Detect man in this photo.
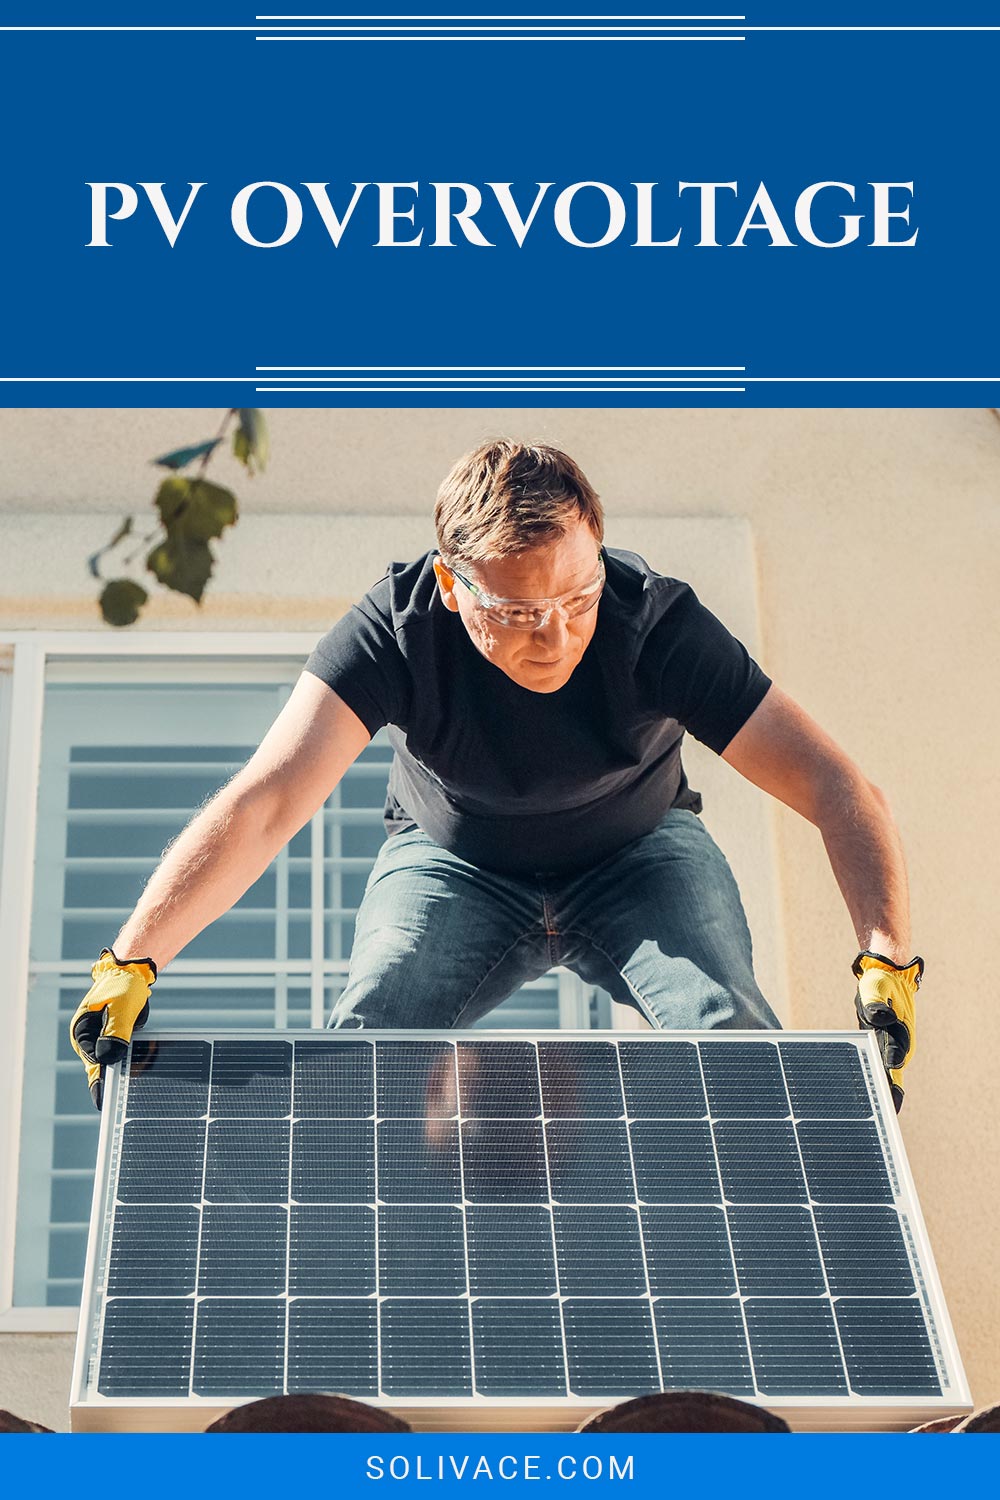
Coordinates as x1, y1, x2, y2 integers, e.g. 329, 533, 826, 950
71, 440, 921, 1110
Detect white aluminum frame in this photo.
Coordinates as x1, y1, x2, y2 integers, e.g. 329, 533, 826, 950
0, 631, 600, 1331
70, 1028, 971, 1434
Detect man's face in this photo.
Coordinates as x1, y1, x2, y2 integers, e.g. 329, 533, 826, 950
433, 517, 604, 694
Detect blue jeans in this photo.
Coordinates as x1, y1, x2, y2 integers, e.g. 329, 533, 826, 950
329, 809, 780, 1033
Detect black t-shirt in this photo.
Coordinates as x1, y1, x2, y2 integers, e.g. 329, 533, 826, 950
303, 546, 771, 878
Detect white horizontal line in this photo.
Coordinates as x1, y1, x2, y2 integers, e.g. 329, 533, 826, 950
0, 376, 272, 382
258, 35, 746, 41
1, 375, 995, 383
255, 385, 747, 393
737, 376, 1000, 382
4, 24, 996, 31
255, 365, 746, 372
253, 24, 746, 30
256, 14, 749, 19
254, 375, 741, 382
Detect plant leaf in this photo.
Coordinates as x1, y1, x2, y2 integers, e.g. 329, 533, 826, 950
151, 439, 222, 470
154, 476, 238, 543
108, 515, 134, 547
146, 536, 214, 603
233, 408, 269, 475
88, 516, 134, 579
99, 579, 148, 628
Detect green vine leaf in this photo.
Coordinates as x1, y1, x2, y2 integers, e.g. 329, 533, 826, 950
87, 516, 134, 579
100, 579, 148, 628
151, 439, 222, 471
154, 475, 239, 541
233, 408, 269, 475
146, 535, 214, 603
93, 409, 263, 626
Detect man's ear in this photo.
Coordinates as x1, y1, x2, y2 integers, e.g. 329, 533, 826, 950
433, 556, 460, 613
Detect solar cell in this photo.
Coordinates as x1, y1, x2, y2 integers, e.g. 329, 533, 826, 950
75, 1031, 968, 1432
619, 1039, 705, 1117
287, 1298, 378, 1395
654, 1298, 755, 1396
701, 1041, 788, 1118
288, 1204, 375, 1296
552, 1205, 647, 1296
471, 1299, 566, 1396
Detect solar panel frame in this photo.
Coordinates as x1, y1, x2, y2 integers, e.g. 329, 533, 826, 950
71, 1029, 971, 1432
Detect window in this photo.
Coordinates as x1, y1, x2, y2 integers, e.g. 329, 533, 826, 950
0, 638, 609, 1327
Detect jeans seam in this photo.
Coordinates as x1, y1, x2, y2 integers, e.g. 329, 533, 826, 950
561, 925, 660, 1026
446, 929, 542, 1029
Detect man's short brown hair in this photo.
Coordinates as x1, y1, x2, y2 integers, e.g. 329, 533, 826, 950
435, 439, 604, 565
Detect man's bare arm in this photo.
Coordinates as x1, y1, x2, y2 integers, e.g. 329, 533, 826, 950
721, 685, 911, 962
113, 674, 372, 970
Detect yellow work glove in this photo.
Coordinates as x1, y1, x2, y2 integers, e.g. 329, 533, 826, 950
852, 950, 923, 1114
69, 947, 157, 1110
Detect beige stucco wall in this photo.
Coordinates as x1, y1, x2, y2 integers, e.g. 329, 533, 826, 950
0, 407, 996, 1427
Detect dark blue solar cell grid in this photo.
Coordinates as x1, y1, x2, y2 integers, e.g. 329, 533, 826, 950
553, 1206, 646, 1296
380, 1299, 473, 1397
293, 1039, 373, 1118
377, 1118, 461, 1202
95, 1034, 944, 1409
466, 1206, 557, 1296
640, 1206, 736, 1296
798, 1120, 894, 1203
209, 1040, 291, 1117
376, 1041, 457, 1117
814, 1206, 914, 1296
106, 1205, 199, 1296
538, 1041, 624, 1118
457, 1041, 541, 1118
727, 1206, 825, 1296
472, 1300, 567, 1395
780, 1042, 873, 1119
546, 1120, 634, 1203
745, 1299, 848, 1396
98, 1298, 194, 1396
198, 1205, 287, 1296
619, 1041, 706, 1118
654, 1299, 754, 1396
289, 1204, 376, 1296
835, 1298, 942, 1396
292, 1119, 375, 1202
631, 1120, 720, 1203
563, 1299, 659, 1396
714, 1121, 808, 1204
379, 1205, 466, 1295
287, 1299, 378, 1396
462, 1120, 548, 1203
117, 1119, 205, 1204
290, 1200, 377, 1296
701, 1042, 789, 1118
205, 1118, 290, 1203
192, 1298, 285, 1397
126, 1040, 210, 1118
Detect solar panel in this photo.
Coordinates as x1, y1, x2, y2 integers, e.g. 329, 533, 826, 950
72, 1031, 970, 1431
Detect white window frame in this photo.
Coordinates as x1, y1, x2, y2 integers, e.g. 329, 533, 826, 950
0, 630, 597, 1332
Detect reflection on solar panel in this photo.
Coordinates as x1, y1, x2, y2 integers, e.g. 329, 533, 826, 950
72, 1032, 970, 1431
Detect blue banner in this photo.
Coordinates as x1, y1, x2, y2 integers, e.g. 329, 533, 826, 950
2, 1432, 997, 1490
1, 3, 998, 403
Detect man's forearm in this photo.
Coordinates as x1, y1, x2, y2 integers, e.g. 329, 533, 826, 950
815, 773, 912, 962
112, 783, 292, 971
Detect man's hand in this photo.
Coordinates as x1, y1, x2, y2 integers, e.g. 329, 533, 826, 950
852, 951, 923, 1113
69, 947, 157, 1110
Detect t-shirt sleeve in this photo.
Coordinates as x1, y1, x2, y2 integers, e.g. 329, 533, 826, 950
654, 585, 772, 753
303, 590, 410, 737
